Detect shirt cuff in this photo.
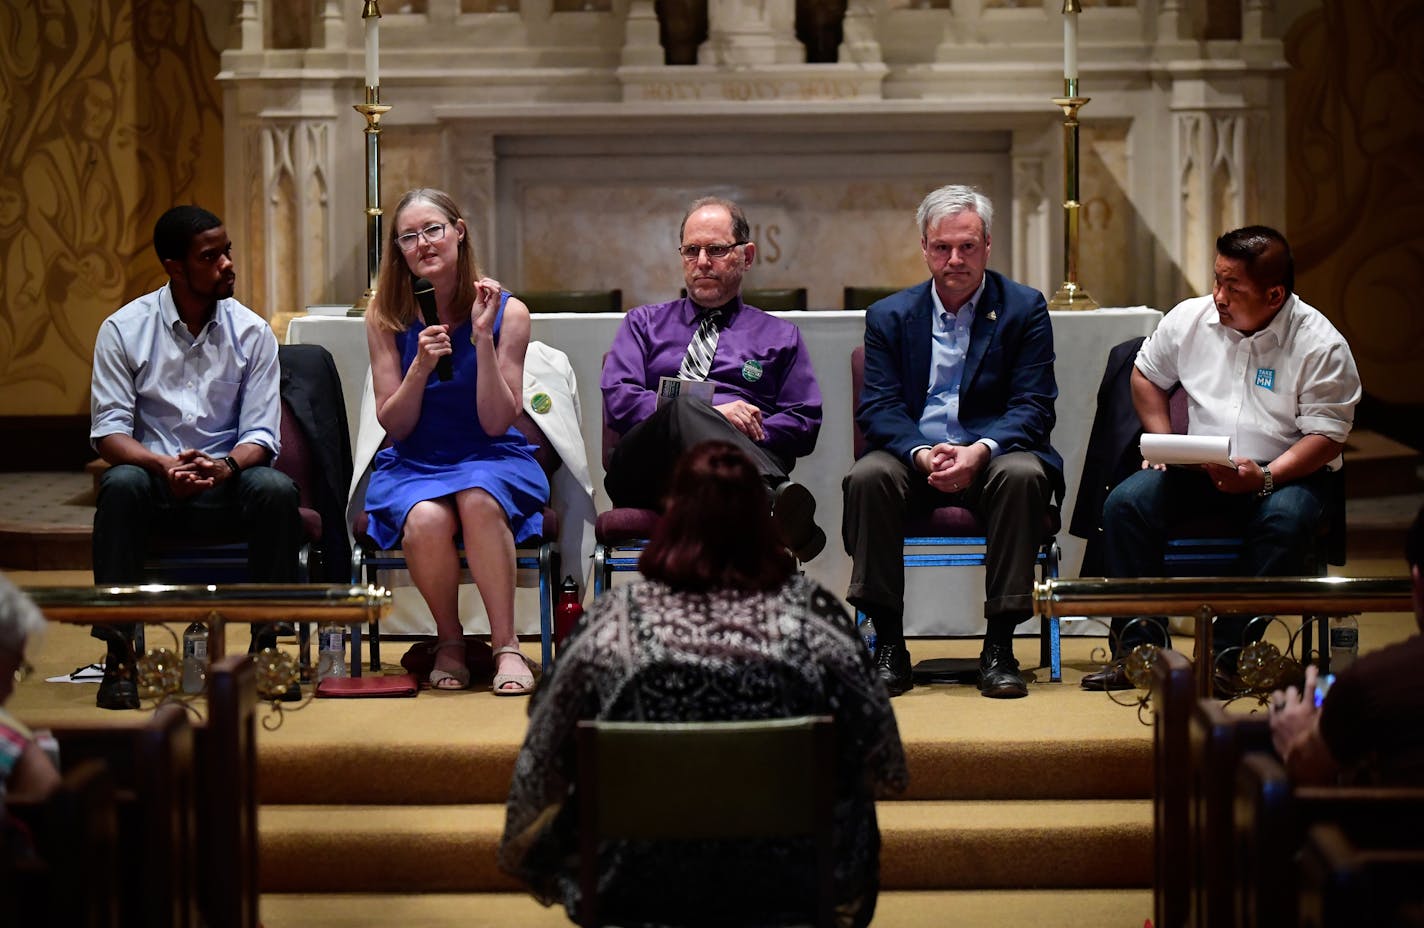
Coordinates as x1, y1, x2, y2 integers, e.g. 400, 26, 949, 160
977, 438, 1001, 458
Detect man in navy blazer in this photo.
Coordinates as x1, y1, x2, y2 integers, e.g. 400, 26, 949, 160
843, 185, 1063, 698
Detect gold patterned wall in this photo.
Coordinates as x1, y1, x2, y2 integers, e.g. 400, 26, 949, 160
0, 0, 224, 416
1285, 0, 1424, 405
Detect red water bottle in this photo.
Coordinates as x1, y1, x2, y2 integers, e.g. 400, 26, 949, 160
555, 575, 584, 650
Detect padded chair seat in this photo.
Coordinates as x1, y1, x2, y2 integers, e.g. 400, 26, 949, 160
907, 505, 1060, 539
594, 508, 661, 546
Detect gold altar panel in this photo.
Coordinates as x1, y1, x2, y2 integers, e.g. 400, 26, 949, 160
0, 0, 224, 416
517, 180, 958, 311
1285, 0, 1424, 405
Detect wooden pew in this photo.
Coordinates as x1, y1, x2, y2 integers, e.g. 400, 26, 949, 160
4, 758, 119, 927
52, 703, 198, 928
1297, 823, 1424, 927
1234, 753, 1424, 928
1187, 699, 1272, 928
195, 654, 260, 928
1152, 647, 1195, 928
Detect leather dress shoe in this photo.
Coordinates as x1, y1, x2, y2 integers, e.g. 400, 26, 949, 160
1080, 664, 1135, 691
978, 644, 1028, 699
96, 650, 139, 711
874, 640, 914, 697
771, 481, 826, 563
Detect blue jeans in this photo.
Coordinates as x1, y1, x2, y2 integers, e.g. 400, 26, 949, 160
1101, 465, 1335, 658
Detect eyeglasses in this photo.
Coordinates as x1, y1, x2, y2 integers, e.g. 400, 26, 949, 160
395, 222, 448, 253
678, 242, 743, 262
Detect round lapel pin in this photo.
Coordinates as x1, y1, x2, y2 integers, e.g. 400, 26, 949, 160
530, 392, 552, 414
741, 359, 763, 383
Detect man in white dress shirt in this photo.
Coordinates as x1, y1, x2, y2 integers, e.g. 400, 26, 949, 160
89, 205, 302, 709
1084, 225, 1362, 690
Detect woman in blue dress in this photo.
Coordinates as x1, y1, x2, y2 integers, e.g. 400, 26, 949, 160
364, 188, 546, 694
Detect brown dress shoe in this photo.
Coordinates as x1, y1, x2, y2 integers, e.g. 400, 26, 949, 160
1080, 664, 1135, 691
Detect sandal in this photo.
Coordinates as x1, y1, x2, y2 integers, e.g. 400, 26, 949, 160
428, 639, 471, 691
491, 644, 537, 697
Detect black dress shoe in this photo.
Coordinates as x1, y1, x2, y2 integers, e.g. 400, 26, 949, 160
771, 481, 826, 562
1081, 664, 1135, 691
96, 653, 140, 711
978, 644, 1028, 699
874, 640, 914, 697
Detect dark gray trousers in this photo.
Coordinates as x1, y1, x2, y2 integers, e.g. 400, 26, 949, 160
841, 449, 1053, 642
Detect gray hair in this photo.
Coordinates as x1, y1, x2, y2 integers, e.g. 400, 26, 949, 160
917, 185, 994, 240
0, 572, 44, 655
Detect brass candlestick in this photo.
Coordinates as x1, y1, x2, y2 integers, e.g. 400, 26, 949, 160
350, 0, 388, 316
1048, 77, 1099, 311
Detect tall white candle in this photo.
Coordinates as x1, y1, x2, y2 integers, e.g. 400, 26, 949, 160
364, 12, 379, 88
1063, 9, 1079, 82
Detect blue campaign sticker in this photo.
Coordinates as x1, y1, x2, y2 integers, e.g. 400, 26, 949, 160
1255, 368, 1275, 391
741, 359, 764, 383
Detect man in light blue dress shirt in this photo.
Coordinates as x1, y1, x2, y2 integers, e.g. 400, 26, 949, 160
844, 186, 1063, 699
88, 206, 301, 709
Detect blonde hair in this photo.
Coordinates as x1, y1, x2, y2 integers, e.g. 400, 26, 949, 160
368, 188, 483, 332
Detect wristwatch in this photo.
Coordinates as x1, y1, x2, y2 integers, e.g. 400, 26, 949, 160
1257, 464, 1274, 497
222, 455, 241, 476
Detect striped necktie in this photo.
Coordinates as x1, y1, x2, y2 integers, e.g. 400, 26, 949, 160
677, 308, 723, 382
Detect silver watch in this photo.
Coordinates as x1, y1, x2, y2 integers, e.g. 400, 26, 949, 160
1257, 464, 1274, 497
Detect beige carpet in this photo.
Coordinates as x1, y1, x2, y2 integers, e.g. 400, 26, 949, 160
6, 564, 1415, 925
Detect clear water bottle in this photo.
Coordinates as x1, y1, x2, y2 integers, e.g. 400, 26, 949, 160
1328, 615, 1359, 674
859, 614, 877, 657
317, 622, 347, 681
181, 621, 208, 694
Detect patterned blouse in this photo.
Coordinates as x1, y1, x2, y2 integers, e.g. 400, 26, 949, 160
499, 574, 908, 928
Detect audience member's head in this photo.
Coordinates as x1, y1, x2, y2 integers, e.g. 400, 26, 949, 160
639, 441, 794, 592
0, 573, 45, 705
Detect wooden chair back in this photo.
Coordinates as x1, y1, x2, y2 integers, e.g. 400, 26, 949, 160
1297, 823, 1424, 928
1187, 699, 1272, 928
195, 654, 261, 928
1151, 647, 1195, 928
4, 758, 119, 928
576, 716, 835, 927
52, 703, 197, 928
1234, 752, 1424, 928
842, 286, 900, 310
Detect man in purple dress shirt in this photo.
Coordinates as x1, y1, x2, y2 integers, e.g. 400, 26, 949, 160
600, 196, 826, 560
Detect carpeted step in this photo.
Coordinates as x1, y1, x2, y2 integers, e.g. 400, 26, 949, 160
258, 798, 1152, 894
258, 888, 1155, 927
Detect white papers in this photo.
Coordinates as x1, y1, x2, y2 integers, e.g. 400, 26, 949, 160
1140, 433, 1234, 467
656, 376, 714, 408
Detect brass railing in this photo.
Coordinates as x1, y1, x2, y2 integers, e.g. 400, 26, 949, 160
26, 583, 390, 666
1034, 576, 1413, 697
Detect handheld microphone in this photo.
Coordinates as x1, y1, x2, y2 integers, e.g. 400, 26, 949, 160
412, 276, 452, 382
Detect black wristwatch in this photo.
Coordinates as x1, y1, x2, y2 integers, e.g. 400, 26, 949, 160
222, 455, 241, 476
1257, 464, 1274, 497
